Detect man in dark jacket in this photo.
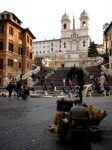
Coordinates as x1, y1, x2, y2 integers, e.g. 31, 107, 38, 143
76, 67, 85, 103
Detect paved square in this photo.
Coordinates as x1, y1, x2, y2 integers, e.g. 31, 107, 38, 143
0, 96, 112, 150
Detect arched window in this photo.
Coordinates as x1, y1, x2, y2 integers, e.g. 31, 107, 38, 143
63, 23, 67, 29
82, 21, 86, 27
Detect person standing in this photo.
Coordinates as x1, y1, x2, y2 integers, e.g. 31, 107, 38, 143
76, 67, 85, 104
63, 78, 66, 87
50, 81, 54, 91
6, 80, 14, 99
15, 79, 22, 99
68, 79, 72, 90
43, 80, 47, 92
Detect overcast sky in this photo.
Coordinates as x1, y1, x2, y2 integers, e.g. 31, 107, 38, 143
1, 0, 112, 44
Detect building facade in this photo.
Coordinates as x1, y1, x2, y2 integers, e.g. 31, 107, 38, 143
104, 21, 112, 69
97, 44, 105, 54
33, 10, 91, 59
0, 11, 35, 84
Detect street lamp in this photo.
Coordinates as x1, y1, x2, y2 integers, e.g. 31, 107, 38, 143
82, 46, 84, 66
21, 47, 24, 78
82, 40, 86, 66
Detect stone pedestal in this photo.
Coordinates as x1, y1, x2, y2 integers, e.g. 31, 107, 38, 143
68, 90, 72, 98
44, 91, 48, 95
27, 77, 33, 88
3, 74, 9, 87
53, 86, 57, 97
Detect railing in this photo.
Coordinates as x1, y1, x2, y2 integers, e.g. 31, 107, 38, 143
16, 66, 40, 80
101, 64, 112, 76
22, 70, 33, 79
96, 57, 104, 66
32, 66, 40, 75
83, 84, 93, 97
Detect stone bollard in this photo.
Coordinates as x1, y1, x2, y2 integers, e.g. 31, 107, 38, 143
60, 91, 63, 95
44, 91, 48, 95
3, 74, 9, 87
53, 86, 57, 97
68, 90, 72, 98
27, 77, 33, 88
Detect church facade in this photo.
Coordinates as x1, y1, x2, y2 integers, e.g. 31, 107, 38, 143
33, 10, 91, 59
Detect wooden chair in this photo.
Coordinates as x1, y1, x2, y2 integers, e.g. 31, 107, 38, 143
69, 117, 89, 145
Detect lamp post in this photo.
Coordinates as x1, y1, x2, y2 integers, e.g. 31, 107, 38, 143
20, 47, 24, 79
83, 46, 84, 66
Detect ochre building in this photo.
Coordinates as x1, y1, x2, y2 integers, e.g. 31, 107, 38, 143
104, 21, 112, 69
0, 11, 35, 85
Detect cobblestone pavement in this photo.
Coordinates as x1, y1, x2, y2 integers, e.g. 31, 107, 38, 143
0, 96, 112, 150
84, 96, 112, 150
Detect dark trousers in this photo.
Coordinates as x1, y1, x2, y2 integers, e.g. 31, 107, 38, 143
8, 90, 13, 98
79, 84, 84, 103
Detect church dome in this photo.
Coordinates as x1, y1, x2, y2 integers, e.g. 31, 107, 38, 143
80, 9, 88, 18
62, 12, 70, 21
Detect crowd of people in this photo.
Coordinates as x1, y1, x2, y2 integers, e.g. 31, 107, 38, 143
4, 65, 110, 144
63, 65, 110, 99
6, 77, 29, 100
93, 72, 110, 96
63, 65, 85, 103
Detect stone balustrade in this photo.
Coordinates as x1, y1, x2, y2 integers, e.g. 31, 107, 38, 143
101, 64, 112, 76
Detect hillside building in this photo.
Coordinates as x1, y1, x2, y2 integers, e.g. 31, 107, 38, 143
33, 10, 91, 59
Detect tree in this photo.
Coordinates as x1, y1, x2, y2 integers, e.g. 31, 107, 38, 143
34, 56, 44, 65
88, 41, 98, 57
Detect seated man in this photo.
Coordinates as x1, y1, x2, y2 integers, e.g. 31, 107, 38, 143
49, 99, 89, 143
69, 101, 90, 144
70, 103, 90, 119
69, 102, 90, 130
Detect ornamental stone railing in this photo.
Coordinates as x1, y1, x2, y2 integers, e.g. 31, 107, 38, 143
101, 64, 112, 77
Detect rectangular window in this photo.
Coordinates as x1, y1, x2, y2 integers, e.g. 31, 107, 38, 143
8, 59, 13, 67
0, 25, 4, 33
27, 63, 29, 69
30, 52, 32, 59
27, 50, 29, 56
0, 41, 3, 50
18, 47, 23, 55
109, 34, 111, 41
27, 36, 29, 43
9, 26, 14, 35
18, 32, 22, 40
110, 48, 112, 56
19, 62, 21, 68
0, 59, 3, 69
1, 15, 4, 20
30, 39, 32, 45
64, 42, 66, 48
8, 42, 14, 52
